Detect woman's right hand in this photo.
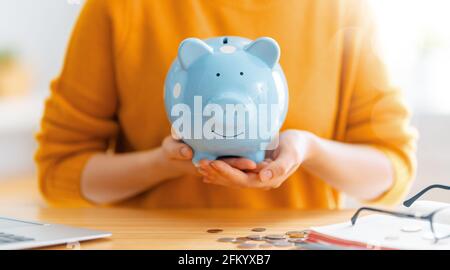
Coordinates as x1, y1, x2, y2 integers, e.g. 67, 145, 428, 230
159, 136, 198, 178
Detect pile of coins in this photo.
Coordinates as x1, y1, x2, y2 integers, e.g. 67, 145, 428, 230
208, 228, 309, 249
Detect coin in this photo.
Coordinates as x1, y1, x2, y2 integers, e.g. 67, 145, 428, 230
286, 230, 303, 235
246, 235, 264, 241
217, 237, 235, 242
251, 227, 267, 232
272, 241, 293, 247
237, 243, 257, 249
288, 238, 306, 244
231, 237, 248, 243
207, 229, 223, 233
265, 234, 286, 240
401, 225, 422, 233
286, 231, 308, 238
258, 243, 273, 249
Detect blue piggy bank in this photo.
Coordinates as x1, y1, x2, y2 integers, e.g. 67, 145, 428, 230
164, 36, 288, 165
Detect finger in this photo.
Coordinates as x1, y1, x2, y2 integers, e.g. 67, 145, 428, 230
197, 167, 210, 177
209, 160, 250, 187
162, 136, 193, 160
243, 172, 270, 188
241, 172, 283, 190
247, 160, 271, 173
220, 157, 257, 170
198, 160, 225, 180
259, 147, 296, 182
210, 160, 248, 180
198, 159, 212, 167
200, 159, 270, 189
203, 163, 271, 189
211, 161, 272, 189
198, 160, 215, 174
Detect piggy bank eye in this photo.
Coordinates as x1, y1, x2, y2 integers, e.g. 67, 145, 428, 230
240, 72, 244, 76
216, 73, 221, 77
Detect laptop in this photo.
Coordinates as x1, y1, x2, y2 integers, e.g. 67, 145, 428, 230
0, 216, 111, 250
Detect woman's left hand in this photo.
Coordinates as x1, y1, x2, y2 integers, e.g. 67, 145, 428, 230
197, 130, 315, 190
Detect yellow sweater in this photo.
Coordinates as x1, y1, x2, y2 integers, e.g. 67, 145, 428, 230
35, 0, 417, 209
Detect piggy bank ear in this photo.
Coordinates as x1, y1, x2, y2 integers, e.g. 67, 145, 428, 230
244, 37, 280, 69
178, 38, 213, 70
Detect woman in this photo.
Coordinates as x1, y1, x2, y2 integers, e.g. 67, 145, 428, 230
35, 0, 417, 208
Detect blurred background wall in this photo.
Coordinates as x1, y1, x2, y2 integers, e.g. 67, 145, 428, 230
0, 0, 448, 204
0, 0, 82, 176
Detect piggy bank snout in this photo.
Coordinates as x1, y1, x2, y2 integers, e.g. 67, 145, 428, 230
206, 93, 256, 130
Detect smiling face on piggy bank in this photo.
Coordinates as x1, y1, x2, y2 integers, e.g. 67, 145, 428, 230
164, 36, 288, 165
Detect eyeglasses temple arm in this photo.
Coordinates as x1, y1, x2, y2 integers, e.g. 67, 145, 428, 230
350, 207, 418, 225
403, 184, 450, 207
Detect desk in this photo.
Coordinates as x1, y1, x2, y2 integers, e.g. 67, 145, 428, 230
0, 177, 353, 250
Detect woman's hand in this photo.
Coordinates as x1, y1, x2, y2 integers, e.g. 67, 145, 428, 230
197, 130, 315, 190
159, 136, 272, 179
159, 136, 198, 178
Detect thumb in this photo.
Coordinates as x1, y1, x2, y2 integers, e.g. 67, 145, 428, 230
259, 148, 294, 182
162, 136, 193, 160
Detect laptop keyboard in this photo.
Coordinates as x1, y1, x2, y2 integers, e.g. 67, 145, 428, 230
0, 232, 34, 244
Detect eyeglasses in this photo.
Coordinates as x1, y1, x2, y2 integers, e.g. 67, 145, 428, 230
351, 184, 450, 243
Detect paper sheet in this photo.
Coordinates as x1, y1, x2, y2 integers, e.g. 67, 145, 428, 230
404, 200, 450, 224
311, 203, 450, 250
